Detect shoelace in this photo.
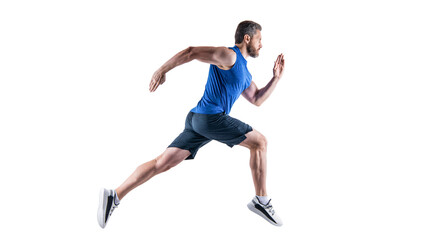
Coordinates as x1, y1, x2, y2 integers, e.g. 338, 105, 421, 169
109, 204, 118, 216
263, 199, 275, 215
109, 192, 119, 217
265, 204, 275, 215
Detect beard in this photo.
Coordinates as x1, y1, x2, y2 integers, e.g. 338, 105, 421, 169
247, 44, 259, 58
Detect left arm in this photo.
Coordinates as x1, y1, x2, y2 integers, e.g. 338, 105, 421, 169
242, 54, 285, 106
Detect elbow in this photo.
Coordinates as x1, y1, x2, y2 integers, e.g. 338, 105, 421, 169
253, 92, 262, 107
254, 99, 262, 107
185, 46, 195, 60
186, 46, 193, 53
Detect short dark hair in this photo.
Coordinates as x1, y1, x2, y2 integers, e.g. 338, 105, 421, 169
234, 20, 262, 44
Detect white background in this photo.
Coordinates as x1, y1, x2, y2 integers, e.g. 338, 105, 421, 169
1, 0, 426, 239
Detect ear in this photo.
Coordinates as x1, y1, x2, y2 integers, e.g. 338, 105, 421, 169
244, 34, 251, 44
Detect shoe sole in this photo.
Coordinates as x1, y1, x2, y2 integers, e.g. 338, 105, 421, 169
97, 188, 108, 228
247, 202, 282, 227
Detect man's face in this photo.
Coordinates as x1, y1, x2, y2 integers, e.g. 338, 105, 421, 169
247, 29, 262, 58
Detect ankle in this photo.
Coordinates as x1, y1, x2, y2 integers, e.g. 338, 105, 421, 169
114, 189, 121, 205
256, 195, 270, 205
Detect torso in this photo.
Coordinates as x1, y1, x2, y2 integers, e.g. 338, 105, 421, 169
191, 46, 252, 115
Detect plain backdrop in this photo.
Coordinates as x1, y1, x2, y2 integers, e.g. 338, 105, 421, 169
1, 0, 426, 239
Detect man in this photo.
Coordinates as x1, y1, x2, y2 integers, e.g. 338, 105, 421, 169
98, 20, 285, 228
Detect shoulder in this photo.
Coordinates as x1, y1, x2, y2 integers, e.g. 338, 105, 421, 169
188, 46, 236, 69
214, 47, 236, 70
214, 47, 236, 61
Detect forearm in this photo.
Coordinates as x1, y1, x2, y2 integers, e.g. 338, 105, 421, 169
254, 77, 279, 106
158, 47, 194, 74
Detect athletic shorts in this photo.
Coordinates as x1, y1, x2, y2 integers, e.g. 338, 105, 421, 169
168, 111, 253, 160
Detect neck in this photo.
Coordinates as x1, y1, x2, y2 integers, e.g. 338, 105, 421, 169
235, 43, 249, 59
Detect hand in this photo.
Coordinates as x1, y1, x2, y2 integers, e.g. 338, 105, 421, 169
149, 70, 166, 92
273, 53, 285, 79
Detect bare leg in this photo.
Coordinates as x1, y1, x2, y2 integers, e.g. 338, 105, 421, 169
239, 129, 268, 196
115, 147, 191, 200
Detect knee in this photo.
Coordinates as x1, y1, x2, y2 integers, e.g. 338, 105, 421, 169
251, 133, 268, 152
154, 155, 169, 173
153, 153, 180, 173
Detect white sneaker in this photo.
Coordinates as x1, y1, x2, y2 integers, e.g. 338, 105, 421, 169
97, 188, 119, 228
247, 196, 283, 226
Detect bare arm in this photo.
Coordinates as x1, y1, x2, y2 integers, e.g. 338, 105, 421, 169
149, 46, 236, 92
242, 54, 285, 106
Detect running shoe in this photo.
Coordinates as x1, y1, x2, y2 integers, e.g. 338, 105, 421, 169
247, 196, 283, 226
97, 188, 119, 228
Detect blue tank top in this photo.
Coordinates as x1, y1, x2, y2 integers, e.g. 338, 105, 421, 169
191, 46, 252, 114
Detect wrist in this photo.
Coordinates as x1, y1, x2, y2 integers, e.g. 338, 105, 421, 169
158, 66, 168, 75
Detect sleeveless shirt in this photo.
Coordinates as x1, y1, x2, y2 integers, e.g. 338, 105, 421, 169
191, 45, 252, 114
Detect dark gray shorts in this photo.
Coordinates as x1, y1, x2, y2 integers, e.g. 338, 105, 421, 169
168, 111, 253, 160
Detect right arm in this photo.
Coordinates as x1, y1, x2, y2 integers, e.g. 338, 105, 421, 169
149, 46, 236, 92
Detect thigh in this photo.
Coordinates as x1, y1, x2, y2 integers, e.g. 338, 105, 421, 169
168, 130, 211, 160
153, 147, 192, 172
157, 147, 191, 166
192, 112, 253, 147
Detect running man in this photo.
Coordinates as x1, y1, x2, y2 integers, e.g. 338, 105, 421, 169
98, 20, 285, 228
